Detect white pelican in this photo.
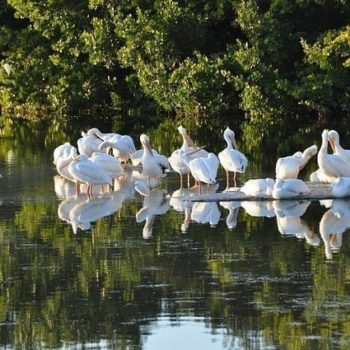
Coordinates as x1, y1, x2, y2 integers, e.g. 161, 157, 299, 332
328, 130, 350, 162
240, 178, 274, 197
178, 125, 208, 158
89, 152, 124, 179
188, 152, 219, 188
86, 127, 118, 141
220, 201, 240, 230
275, 145, 318, 179
272, 179, 310, 199
99, 134, 136, 163
131, 148, 162, 167
331, 177, 350, 198
309, 169, 336, 183
68, 154, 112, 197
53, 142, 76, 164
168, 149, 191, 188
317, 129, 350, 178
218, 127, 248, 188
139, 134, 170, 185
77, 134, 103, 157
55, 147, 78, 182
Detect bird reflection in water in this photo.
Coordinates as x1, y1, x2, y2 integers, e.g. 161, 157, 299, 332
274, 200, 320, 247
319, 200, 350, 259
170, 184, 219, 231
56, 175, 126, 233
219, 201, 240, 230
135, 189, 170, 239
169, 187, 196, 233
240, 201, 275, 218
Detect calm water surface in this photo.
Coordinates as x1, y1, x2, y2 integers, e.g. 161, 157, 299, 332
0, 128, 350, 349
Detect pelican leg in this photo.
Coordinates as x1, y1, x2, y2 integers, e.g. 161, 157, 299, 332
76, 181, 81, 196
180, 174, 183, 188
226, 171, 230, 190
187, 174, 191, 188
233, 172, 237, 187
87, 185, 92, 199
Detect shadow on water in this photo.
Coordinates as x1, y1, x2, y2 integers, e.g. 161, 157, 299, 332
0, 116, 350, 348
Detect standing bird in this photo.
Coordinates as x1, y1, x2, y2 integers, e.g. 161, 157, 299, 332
275, 145, 318, 179
317, 129, 350, 178
187, 152, 219, 190
53, 142, 76, 165
140, 134, 170, 186
55, 147, 78, 183
77, 133, 103, 157
99, 134, 136, 163
169, 125, 208, 187
218, 127, 248, 188
89, 152, 124, 179
68, 154, 112, 197
168, 149, 191, 188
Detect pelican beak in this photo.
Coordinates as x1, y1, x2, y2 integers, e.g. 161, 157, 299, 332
185, 145, 206, 156
232, 136, 238, 149
329, 139, 336, 153
145, 141, 154, 156
93, 132, 104, 141
184, 134, 196, 148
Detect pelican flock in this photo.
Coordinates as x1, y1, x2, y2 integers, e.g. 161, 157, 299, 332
52, 125, 350, 252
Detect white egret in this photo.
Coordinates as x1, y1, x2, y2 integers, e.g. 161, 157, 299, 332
275, 145, 318, 179
218, 127, 248, 188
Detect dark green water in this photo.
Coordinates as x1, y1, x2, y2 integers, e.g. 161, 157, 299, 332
0, 122, 350, 349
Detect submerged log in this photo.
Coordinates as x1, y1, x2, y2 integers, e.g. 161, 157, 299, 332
182, 182, 337, 202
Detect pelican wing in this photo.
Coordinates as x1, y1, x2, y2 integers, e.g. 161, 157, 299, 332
275, 157, 300, 179
219, 149, 247, 173
71, 160, 112, 185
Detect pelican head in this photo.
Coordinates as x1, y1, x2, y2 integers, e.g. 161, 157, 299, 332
178, 126, 187, 136
303, 145, 318, 159
328, 130, 339, 153
140, 134, 150, 145
224, 127, 238, 149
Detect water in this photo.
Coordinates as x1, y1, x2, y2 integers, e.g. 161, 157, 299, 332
0, 125, 350, 349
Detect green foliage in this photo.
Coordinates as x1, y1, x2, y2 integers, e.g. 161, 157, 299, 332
1, 0, 350, 133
